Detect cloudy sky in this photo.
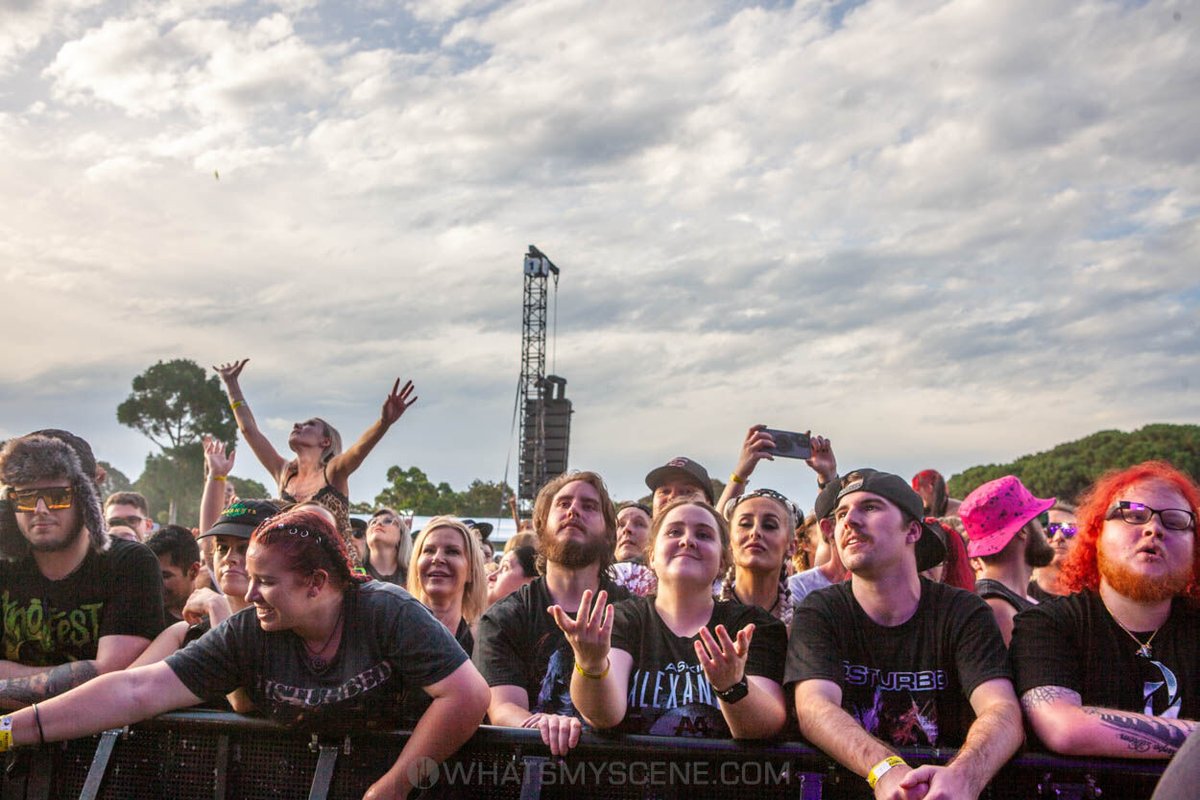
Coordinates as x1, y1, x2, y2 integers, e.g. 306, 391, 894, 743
1, 0, 1197, 515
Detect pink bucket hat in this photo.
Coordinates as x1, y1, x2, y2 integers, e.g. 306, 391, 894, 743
962, 476, 1055, 558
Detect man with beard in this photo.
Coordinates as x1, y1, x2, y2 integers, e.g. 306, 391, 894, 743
473, 471, 630, 755
1012, 461, 1200, 758
960, 476, 1057, 645
0, 434, 164, 708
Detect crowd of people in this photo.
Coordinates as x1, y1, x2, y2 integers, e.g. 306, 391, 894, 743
0, 373, 1197, 799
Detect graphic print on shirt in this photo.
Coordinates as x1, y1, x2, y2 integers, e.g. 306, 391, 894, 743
1, 593, 102, 666
843, 661, 946, 747
1144, 658, 1182, 719
535, 638, 576, 716
627, 660, 727, 738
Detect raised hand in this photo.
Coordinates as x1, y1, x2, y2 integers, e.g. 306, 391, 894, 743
213, 359, 249, 386
695, 623, 753, 694
732, 424, 775, 482
805, 432, 838, 484
548, 589, 613, 675
203, 435, 236, 478
380, 379, 418, 427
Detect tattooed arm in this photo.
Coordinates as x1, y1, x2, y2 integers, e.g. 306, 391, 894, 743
1021, 684, 1197, 759
0, 634, 152, 710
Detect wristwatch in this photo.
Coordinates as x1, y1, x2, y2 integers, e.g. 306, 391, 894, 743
714, 677, 749, 704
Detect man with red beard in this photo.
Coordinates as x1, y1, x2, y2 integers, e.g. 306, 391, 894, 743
1012, 461, 1200, 758
473, 471, 630, 756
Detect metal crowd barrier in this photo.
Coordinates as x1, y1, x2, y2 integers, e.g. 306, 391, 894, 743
0, 711, 1166, 799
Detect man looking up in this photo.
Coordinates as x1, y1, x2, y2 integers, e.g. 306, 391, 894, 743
146, 525, 202, 622
1012, 461, 1200, 759
473, 471, 630, 756
0, 434, 164, 708
960, 476, 1057, 645
787, 470, 1021, 800
645, 457, 714, 516
103, 491, 154, 541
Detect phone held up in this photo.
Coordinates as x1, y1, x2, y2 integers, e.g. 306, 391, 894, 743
763, 429, 812, 460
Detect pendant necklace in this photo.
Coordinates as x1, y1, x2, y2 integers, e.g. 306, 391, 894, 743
302, 606, 344, 672
1107, 609, 1162, 659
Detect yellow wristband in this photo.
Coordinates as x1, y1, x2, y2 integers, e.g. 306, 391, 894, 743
867, 755, 906, 789
574, 658, 610, 680
211, 475, 227, 482
0, 715, 13, 753
729, 473, 746, 485
230, 400, 245, 410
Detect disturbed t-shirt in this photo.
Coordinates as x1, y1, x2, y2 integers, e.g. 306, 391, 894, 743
785, 578, 1010, 748
610, 596, 786, 738
166, 582, 466, 728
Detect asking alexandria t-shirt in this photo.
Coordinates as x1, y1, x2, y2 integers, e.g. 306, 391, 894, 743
0, 537, 165, 666
166, 581, 467, 728
1011, 590, 1200, 721
473, 576, 631, 717
610, 596, 786, 738
785, 578, 1010, 748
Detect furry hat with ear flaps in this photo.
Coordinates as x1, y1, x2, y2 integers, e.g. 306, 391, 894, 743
0, 434, 108, 559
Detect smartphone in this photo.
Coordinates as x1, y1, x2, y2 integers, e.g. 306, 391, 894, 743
763, 428, 812, 460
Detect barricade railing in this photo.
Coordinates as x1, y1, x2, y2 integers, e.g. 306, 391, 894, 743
0, 710, 1166, 800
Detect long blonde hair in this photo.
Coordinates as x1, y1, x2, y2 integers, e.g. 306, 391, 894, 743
407, 516, 488, 624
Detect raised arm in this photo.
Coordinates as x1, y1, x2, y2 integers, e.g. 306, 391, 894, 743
326, 378, 417, 486
696, 624, 786, 739
200, 435, 235, 534
715, 425, 775, 512
213, 359, 288, 481
364, 659, 489, 800
899, 677, 1023, 799
804, 434, 838, 487
550, 589, 630, 731
7, 662, 201, 746
1022, 685, 1197, 758
0, 634, 151, 710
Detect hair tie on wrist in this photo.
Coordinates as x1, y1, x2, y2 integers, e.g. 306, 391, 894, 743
230, 400, 245, 410
729, 473, 746, 485
211, 475, 228, 482
32, 703, 45, 746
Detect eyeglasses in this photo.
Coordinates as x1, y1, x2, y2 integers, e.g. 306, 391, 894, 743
107, 515, 146, 530
8, 486, 74, 512
1106, 501, 1196, 531
1046, 522, 1078, 539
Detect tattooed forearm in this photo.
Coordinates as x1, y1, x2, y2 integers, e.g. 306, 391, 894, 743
1083, 708, 1194, 755
1021, 685, 1081, 711
0, 661, 99, 707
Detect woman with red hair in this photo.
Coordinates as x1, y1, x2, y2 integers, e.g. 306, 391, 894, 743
0, 507, 490, 798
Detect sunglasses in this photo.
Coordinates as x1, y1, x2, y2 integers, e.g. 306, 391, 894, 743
1046, 522, 1078, 539
107, 515, 146, 530
1106, 501, 1196, 532
8, 486, 74, 513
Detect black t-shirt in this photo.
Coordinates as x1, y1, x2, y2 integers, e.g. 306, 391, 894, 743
976, 578, 1036, 614
165, 582, 467, 728
785, 578, 1010, 748
473, 576, 631, 717
0, 538, 165, 666
610, 596, 786, 738
396, 616, 475, 728
1011, 590, 1200, 719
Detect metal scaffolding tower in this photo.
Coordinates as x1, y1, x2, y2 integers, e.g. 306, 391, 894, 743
518, 245, 562, 508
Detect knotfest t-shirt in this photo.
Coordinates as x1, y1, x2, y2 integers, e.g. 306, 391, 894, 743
473, 576, 631, 717
166, 582, 467, 728
0, 537, 165, 666
785, 578, 1010, 748
610, 596, 786, 738
1011, 590, 1200, 722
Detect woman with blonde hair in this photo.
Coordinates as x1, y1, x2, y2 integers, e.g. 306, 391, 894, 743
214, 358, 416, 563
407, 516, 488, 654
363, 507, 412, 587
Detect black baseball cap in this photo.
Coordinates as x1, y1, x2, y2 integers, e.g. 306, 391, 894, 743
833, 469, 947, 572
644, 457, 715, 504
198, 499, 281, 540
460, 519, 494, 540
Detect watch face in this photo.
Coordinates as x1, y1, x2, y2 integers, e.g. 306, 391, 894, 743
716, 677, 749, 703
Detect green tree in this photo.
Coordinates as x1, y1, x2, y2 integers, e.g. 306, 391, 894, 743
231, 476, 270, 501
135, 444, 206, 526
117, 359, 236, 449
457, 479, 515, 517
97, 461, 133, 497
947, 424, 1200, 504
373, 466, 458, 515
